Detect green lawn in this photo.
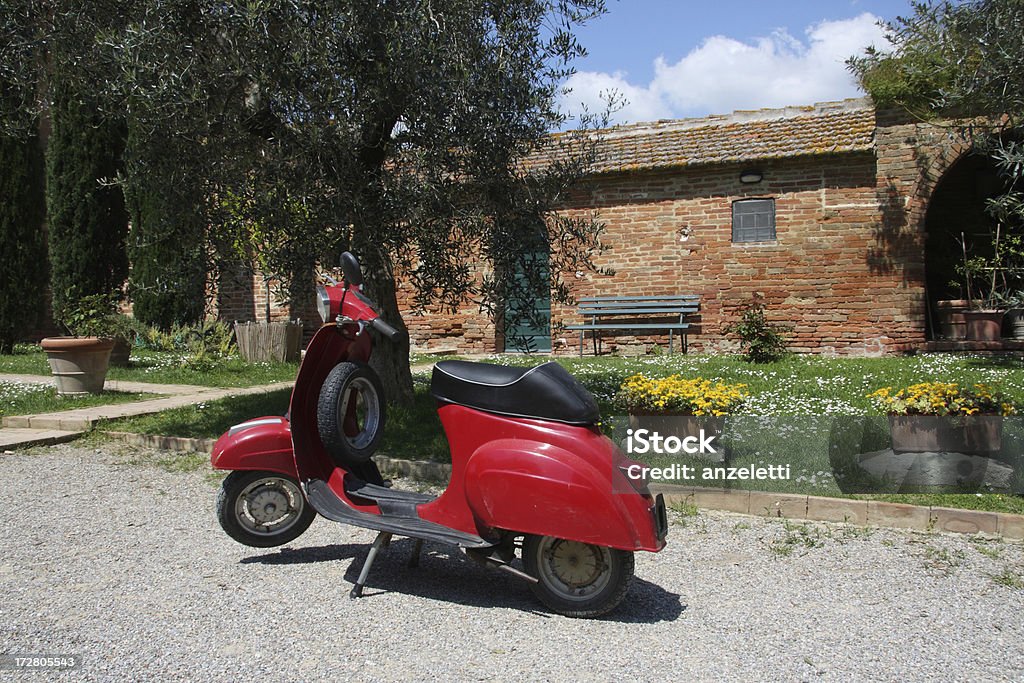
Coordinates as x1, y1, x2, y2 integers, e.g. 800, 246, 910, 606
409, 352, 459, 366
101, 376, 453, 462
849, 492, 1024, 515
0, 379, 156, 418
94, 353, 1024, 514
103, 388, 294, 439
485, 352, 1024, 416
0, 344, 299, 388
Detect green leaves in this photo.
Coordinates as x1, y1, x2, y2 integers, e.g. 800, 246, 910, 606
849, 0, 1024, 123
726, 301, 791, 364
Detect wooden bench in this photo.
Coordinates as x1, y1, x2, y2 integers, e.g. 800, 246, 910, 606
564, 295, 700, 356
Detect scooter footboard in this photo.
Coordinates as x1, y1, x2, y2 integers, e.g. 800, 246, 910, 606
462, 440, 664, 552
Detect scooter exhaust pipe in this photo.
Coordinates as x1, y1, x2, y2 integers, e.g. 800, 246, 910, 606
462, 548, 539, 584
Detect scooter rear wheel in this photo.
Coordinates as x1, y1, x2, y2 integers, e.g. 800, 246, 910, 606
217, 470, 316, 547
317, 361, 386, 464
523, 535, 634, 618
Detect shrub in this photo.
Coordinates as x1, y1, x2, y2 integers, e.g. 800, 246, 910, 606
45, 85, 129, 319
0, 132, 47, 353
136, 320, 237, 358
57, 292, 119, 338
726, 301, 790, 363
124, 125, 207, 328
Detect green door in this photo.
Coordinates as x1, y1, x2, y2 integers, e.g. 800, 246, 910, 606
504, 250, 551, 353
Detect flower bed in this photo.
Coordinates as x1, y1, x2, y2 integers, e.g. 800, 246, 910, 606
868, 382, 1019, 456
867, 382, 1016, 417
615, 374, 747, 416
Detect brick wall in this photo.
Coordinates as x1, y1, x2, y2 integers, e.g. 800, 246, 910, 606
395, 259, 500, 354
39, 106, 960, 357
545, 152, 924, 356
392, 109, 976, 357
212, 261, 321, 341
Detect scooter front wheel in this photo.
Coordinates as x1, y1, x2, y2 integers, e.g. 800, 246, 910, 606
216, 471, 316, 547
522, 535, 634, 618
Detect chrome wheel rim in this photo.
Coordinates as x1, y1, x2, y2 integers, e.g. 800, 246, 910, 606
537, 537, 612, 601
337, 376, 381, 450
234, 476, 306, 536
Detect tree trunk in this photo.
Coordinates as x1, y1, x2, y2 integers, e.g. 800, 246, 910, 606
350, 89, 412, 403
359, 248, 414, 405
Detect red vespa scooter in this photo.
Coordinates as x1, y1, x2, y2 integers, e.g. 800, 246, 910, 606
211, 252, 667, 617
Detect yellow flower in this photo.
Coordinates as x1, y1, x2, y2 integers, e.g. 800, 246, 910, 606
867, 381, 1018, 417
618, 374, 747, 415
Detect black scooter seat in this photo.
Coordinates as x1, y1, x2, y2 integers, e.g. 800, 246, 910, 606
430, 360, 599, 425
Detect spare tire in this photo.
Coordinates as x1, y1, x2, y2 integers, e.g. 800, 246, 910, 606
317, 361, 386, 464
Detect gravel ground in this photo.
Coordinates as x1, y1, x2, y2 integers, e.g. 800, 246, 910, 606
1, 442, 1023, 682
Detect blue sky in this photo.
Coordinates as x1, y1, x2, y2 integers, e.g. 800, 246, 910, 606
559, 0, 912, 125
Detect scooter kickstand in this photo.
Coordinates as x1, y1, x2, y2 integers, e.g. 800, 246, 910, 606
408, 539, 424, 568
350, 531, 391, 599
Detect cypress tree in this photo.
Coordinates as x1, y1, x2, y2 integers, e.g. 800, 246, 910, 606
0, 131, 47, 353
124, 122, 207, 329
45, 84, 129, 319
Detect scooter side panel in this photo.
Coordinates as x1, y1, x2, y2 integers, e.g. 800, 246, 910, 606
210, 418, 297, 478
465, 441, 644, 549
423, 405, 664, 551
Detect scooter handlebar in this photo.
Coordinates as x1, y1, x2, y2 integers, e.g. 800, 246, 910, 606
370, 316, 403, 342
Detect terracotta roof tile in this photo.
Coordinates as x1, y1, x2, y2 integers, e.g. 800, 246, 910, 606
529, 98, 875, 174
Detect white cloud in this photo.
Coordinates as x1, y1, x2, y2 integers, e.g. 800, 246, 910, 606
559, 70, 673, 124
559, 13, 888, 126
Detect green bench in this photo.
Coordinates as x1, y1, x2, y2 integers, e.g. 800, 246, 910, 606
564, 295, 700, 356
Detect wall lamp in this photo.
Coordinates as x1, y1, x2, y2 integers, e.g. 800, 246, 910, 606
739, 169, 763, 184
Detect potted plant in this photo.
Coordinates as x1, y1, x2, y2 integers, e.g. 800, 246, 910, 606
867, 382, 1016, 454
105, 312, 143, 367
41, 292, 120, 395
1002, 291, 1024, 339
615, 374, 747, 463
934, 293, 975, 340
959, 253, 1003, 341
221, 190, 305, 364
957, 225, 1021, 341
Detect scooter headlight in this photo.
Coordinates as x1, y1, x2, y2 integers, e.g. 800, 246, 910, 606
316, 285, 331, 322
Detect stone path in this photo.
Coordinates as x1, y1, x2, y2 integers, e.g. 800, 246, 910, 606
0, 373, 293, 449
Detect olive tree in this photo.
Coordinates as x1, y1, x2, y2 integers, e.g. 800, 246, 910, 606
2, 0, 612, 400
849, 0, 1024, 264
118, 0, 610, 400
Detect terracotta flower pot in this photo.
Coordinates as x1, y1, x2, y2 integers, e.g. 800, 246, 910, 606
40, 337, 114, 395
888, 415, 1002, 455
934, 299, 972, 340
627, 413, 727, 463
108, 336, 132, 367
964, 310, 1003, 341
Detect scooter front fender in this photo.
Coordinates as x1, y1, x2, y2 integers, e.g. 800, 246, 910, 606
462, 438, 663, 552
210, 417, 297, 478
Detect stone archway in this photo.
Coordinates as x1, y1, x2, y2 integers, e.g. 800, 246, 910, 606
923, 153, 1006, 339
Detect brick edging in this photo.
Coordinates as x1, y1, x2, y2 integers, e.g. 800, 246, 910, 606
100, 432, 1023, 540
650, 484, 1024, 541
104, 431, 219, 454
